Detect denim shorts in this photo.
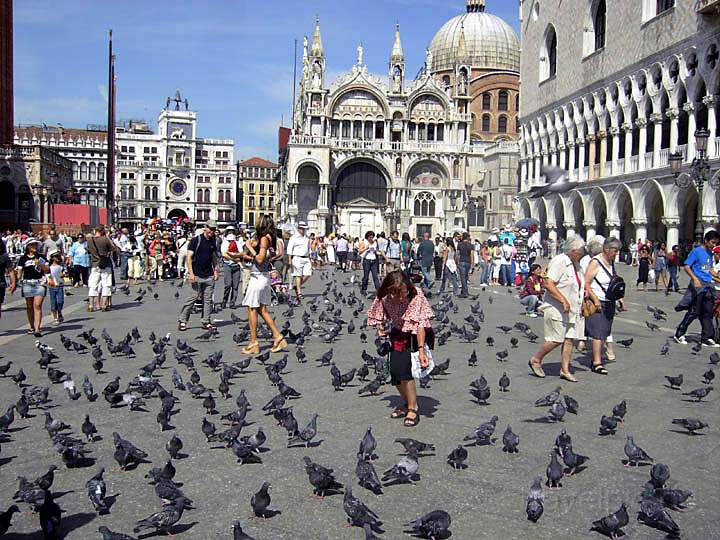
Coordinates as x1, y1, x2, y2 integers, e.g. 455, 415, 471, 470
22, 280, 46, 298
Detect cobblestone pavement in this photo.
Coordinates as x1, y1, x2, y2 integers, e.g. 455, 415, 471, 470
0, 264, 717, 539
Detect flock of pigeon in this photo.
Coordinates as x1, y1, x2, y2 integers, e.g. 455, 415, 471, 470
0, 270, 716, 539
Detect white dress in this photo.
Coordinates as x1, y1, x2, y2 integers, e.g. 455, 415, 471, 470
326, 239, 336, 264
242, 248, 273, 308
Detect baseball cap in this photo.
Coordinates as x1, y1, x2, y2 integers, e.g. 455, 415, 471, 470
713, 246, 720, 254
205, 219, 217, 229
297, 221, 308, 229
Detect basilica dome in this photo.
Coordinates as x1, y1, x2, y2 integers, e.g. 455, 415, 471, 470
428, 0, 520, 73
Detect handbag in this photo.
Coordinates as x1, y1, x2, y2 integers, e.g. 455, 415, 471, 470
411, 345, 435, 380
581, 296, 599, 318
91, 237, 112, 270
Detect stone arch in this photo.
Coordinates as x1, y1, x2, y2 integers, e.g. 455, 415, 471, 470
332, 159, 389, 206
519, 198, 532, 220
564, 191, 586, 239
168, 208, 187, 220
328, 86, 389, 118
296, 163, 321, 223
547, 194, 566, 240
610, 183, 635, 244
588, 187, 608, 237
405, 159, 450, 189
639, 178, 666, 241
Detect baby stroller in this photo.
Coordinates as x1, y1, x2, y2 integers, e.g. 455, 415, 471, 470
270, 269, 289, 306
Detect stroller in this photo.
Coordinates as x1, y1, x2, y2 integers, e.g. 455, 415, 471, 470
269, 269, 289, 306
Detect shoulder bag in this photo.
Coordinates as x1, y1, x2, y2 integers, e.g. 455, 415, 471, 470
91, 237, 112, 270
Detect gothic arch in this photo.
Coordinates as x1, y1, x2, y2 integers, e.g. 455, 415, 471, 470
295, 160, 322, 182
405, 159, 450, 189
519, 198, 532, 219
328, 86, 389, 118
332, 159, 389, 207
639, 178, 666, 241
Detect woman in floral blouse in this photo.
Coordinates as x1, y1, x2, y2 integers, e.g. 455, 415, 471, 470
367, 270, 434, 427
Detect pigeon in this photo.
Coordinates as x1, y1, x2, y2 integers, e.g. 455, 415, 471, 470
549, 399, 566, 422
646, 463, 671, 492
81, 414, 98, 441
659, 488, 693, 510
394, 438, 435, 455
612, 400, 627, 422
288, 414, 318, 447
671, 417, 708, 435
502, 425, 519, 453
133, 498, 188, 535
498, 372, 510, 392
166, 435, 183, 459
404, 510, 451, 540
11, 369, 26, 386
86, 468, 109, 514
682, 386, 713, 401
0, 505, 20, 536
495, 349, 509, 362
664, 374, 683, 389
624, 435, 653, 467
703, 368, 715, 385
303, 456, 343, 498
710, 352, 720, 365
112, 432, 149, 471
616, 338, 633, 348
637, 498, 680, 536
463, 416, 498, 445
250, 482, 273, 518
0, 361, 13, 377
526, 476, 544, 523
446, 445, 468, 469
358, 377, 383, 396
39, 490, 62, 540
497, 325, 512, 334
546, 450, 563, 488
590, 503, 629, 540
231, 521, 256, 540
645, 321, 660, 331
343, 485, 383, 533
358, 426, 376, 461
599, 415, 618, 436
470, 383, 490, 404
98, 526, 137, 540
535, 387, 562, 407
0, 405, 15, 432
659, 342, 670, 355
467, 350, 478, 366
563, 395, 579, 414
560, 445, 589, 475
382, 448, 420, 485
510, 337, 519, 348
355, 454, 383, 494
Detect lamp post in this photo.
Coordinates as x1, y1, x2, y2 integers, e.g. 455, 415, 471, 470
669, 128, 719, 244
114, 194, 121, 226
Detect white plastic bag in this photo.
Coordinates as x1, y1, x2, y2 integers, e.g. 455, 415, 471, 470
648, 268, 656, 282
411, 345, 435, 380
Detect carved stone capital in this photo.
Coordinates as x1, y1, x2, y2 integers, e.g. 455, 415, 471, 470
609, 127, 620, 136
702, 95, 717, 108
563, 221, 577, 229
683, 102, 696, 114
586, 133, 596, 143
661, 216, 680, 227
635, 117, 648, 128
546, 223, 557, 230
665, 108, 680, 120
558, 143, 567, 151
598, 130, 608, 139
631, 218, 648, 227
567, 140, 576, 148
650, 113, 663, 123
582, 220, 597, 228
605, 220, 620, 228
621, 123, 633, 132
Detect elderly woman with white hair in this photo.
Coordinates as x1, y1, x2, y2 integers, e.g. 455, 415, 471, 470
529, 235, 586, 382
583, 236, 625, 374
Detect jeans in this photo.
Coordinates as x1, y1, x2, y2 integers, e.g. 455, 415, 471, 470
668, 266, 679, 290
337, 251, 348, 271
179, 276, 215, 324
433, 256, 443, 280
119, 252, 130, 280
520, 294, 539, 314
420, 265, 434, 289
222, 264, 241, 307
49, 286, 64, 313
675, 283, 717, 341
439, 269, 459, 294
457, 261, 470, 297
478, 261, 490, 285
500, 264, 513, 286
361, 259, 380, 293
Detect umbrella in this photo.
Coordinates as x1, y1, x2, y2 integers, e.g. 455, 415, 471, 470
516, 218, 540, 228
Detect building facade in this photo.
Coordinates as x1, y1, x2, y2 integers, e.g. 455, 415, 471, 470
283, 0, 520, 239
238, 157, 279, 228
14, 91, 237, 228
516, 0, 720, 248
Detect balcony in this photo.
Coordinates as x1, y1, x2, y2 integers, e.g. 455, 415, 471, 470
288, 134, 483, 154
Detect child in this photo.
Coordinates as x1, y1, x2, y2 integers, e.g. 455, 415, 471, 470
518, 258, 530, 285
47, 250, 65, 324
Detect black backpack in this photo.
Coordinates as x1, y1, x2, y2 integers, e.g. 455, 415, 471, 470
595, 258, 625, 301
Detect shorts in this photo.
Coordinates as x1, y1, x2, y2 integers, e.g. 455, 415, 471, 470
386, 258, 402, 272
21, 281, 46, 298
389, 348, 413, 386
544, 317, 584, 343
88, 267, 112, 297
291, 256, 312, 277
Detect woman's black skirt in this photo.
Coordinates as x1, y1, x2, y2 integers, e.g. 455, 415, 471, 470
586, 301, 616, 340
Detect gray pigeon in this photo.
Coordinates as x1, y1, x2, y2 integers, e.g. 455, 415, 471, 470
682, 386, 713, 401
358, 426, 376, 461
404, 510, 451, 540
446, 445, 468, 469
624, 435, 653, 467
549, 399, 566, 422
231, 520, 256, 540
463, 416, 498, 445
526, 476, 544, 522
671, 417, 708, 435
288, 413, 318, 447
250, 482, 273, 518
546, 450, 563, 488
86, 468, 108, 514
502, 425, 519, 453
659, 488, 693, 510
535, 386, 562, 407
590, 503, 629, 539
382, 448, 419, 485
560, 445, 589, 475
637, 498, 680, 536
355, 454, 383, 494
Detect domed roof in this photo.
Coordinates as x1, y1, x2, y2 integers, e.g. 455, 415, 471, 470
428, 1, 520, 73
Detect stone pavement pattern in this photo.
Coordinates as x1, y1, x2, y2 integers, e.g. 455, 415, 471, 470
0, 265, 717, 539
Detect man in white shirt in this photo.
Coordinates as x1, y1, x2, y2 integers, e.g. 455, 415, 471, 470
220, 226, 242, 309
287, 221, 312, 300
114, 227, 132, 280
336, 234, 350, 272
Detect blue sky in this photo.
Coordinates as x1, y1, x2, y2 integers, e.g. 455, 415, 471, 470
14, 0, 520, 162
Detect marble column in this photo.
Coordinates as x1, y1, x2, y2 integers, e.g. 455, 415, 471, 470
568, 142, 576, 180
550, 146, 558, 166
623, 123, 633, 173
584, 221, 596, 242
651, 113, 663, 168
606, 220, 620, 240
599, 131, 608, 178
587, 134, 596, 181
577, 139, 586, 182
610, 127, 621, 176
632, 219, 648, 243
684, 102, 696, 162
636, 118, 648, 171
558, 143, 567, 170
547, 223, 558, 256
520, 160, 527, 188
662, 217, 680, 249
534, 152, 541, 184
563, 222, 576, 240
667, 108, 680, 154
704, 95, 717, 157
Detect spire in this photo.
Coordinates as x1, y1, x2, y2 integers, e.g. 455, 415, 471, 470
467, 0, 486, 13
391, 23, 404, 63
311, 16, 324, 57
457, 23, 468, 63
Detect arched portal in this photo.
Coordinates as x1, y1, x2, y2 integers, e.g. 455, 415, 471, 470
296, 164, 321, 223
553, 197, 566, 242
590, 188, 608, 238
520, 198, 532, 220
536, 199, 548, 241
168, 208, 188, 220
678, 185, 698, 243
642, 181, 666, 242
616, 186, 635, 244
0, 181, 15, 210
332, 160, 389, 239
570, 193, 586, 240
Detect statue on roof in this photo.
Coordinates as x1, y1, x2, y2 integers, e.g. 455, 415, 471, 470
357, 42, 364, 66
184, 98, 189, 111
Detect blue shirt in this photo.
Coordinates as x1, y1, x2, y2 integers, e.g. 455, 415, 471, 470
67, 241, 90, 267
684, 245, 713, 283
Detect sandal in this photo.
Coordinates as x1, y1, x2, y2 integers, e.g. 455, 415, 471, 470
242, 341, 260, 355
528, 359, 546, 378
559, 371, 578, 383
178, 321, 188, 332
404, 408, 420, 427
202, 322, 217, 331
591, 363, 608, 375
390, 407, 408, 419
271, 338, 288, 353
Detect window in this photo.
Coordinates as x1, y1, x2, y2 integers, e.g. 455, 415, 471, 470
259, 197, 265, 209
128, 186, 135, 199
248, 213, 255, 226
152, 187, 158, 200
249, 183, 255, 193
259, 184, 265, 193
540, 25, 557, 81
218, 190, 225, 204
268, 196, 274, 209
498, 90, 509, 111
656, 0, 674, 14
413, 192, 436, 217
196, 189, 204, 203
72, 162, 78, 180
80, 163, 88, 180
249, 196, 255, 208
224, 190, 232, 204
268, 184, 274, 193
482, 93, 491, 110
498, 116, 508, 133
482, 114, 491, 132
98, 163, 105, 180
204, 188, 210, 203
594, 0, 606, 51
515, 94, 519, 111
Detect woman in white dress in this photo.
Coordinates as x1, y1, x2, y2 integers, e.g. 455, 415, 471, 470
240, 215, 287, 355
325, 235, 336, 265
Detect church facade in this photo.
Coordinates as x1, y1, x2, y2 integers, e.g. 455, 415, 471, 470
282, 0, 521, 239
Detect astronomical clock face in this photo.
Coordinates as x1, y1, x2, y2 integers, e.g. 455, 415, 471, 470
169, 178, 187, 197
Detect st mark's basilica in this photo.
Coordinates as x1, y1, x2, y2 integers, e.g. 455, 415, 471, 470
282, 0, 521, 238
